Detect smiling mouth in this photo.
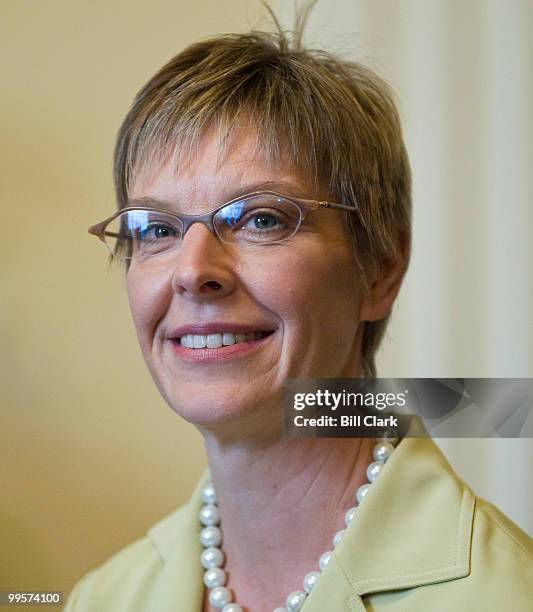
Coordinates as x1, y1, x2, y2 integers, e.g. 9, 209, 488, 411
174, 330, 274, 350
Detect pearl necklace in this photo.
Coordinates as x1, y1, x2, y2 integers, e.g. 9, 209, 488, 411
198, 438, 398, 612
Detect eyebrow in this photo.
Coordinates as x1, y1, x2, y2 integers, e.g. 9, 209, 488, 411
127, 180, 311, 211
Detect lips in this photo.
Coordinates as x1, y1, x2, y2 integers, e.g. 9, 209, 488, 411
168, 326, 276, 362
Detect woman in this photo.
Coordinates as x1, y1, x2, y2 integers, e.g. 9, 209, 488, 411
64, 12, 532, 612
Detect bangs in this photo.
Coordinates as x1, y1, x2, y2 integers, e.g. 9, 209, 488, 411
127, 103, 325, 200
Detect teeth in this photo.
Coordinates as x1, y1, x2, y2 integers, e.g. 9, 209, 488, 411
222, 333, 235, 346
193, 335, 207, 349
178, 331, 269, 349
207, 334, 223, 348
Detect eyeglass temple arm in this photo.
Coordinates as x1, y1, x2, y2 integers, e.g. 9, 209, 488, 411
318, 201, 359, 213
295, 195, 358, 213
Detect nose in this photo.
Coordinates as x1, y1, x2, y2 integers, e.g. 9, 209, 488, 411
171, 222, 236, 300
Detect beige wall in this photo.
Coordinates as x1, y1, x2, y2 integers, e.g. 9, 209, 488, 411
2, 0, 532, 609
0, 0, 266, 606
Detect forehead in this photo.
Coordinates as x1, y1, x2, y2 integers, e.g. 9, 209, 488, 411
128, 125, 324, 214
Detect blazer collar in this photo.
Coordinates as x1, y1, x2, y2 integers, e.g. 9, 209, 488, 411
333, 424, 475, 596
148, 420, 475, 607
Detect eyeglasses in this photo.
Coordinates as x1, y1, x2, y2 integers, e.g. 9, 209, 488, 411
88, 190, 358, 261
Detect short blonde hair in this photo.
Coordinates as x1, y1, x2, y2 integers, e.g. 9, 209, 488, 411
113, 12, 412, 378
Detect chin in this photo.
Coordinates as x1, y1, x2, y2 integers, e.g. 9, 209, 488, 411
166, 388, 284, 435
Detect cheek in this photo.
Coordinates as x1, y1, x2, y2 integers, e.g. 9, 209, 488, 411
126, 269, 171, 350
244, 245, 360, 331
300, 254, 360, 333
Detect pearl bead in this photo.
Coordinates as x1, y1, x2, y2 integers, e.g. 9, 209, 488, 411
199, 504, 220, 526
366, 460, 384, 483
286, 590, 306, 611
273, 608, 288, 612
202, 482, 217, 504
344, 506, 357, 526
200, 526, 222, 547
319, 551, 332, 571
201, 547, 224, 569
333, 529, 345, 546
373, 442, 394, 462
303, 570, 320, 593
356, 483, 370, 504
221, 605, 243, 612
209, 586, 232, 608
203, 567, 226, 588
378, 437, 398, 446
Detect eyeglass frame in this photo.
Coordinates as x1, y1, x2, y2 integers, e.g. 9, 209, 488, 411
87, 190, 359, 259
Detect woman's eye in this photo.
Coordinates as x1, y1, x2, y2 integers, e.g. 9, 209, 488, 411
248, 213, 279, 230
131, 222, 179, 257
140, 224, 177, 239
241, 209, 286, 232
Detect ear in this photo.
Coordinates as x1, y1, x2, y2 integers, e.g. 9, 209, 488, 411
360, 232, 410, 322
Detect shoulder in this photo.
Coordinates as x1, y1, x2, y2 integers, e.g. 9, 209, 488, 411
62, 536, 162, 612
471, 495, 532, 581
441, 493, 533, 609
62, 503, 191, 612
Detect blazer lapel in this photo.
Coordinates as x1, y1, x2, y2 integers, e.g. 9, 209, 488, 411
303, 419, 475, 610
314, 434, 475, 608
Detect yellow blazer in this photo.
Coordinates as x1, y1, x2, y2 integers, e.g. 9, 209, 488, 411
63, 435, 532, 611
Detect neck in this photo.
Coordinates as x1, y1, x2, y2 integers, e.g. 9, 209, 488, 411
201, 431, 374, 611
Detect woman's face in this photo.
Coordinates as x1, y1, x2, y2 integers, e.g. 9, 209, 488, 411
126, 127, 370, 439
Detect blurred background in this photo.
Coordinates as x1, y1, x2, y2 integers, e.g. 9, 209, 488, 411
1, 0, 531, 607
